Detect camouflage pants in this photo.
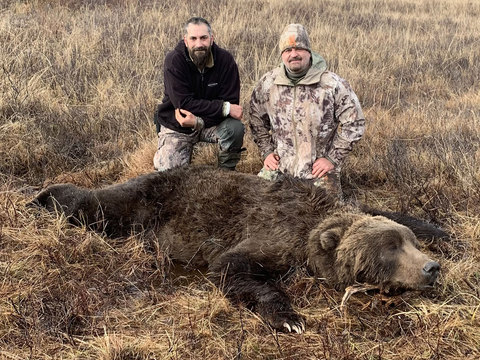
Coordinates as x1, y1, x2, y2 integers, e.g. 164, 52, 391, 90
153, 117, 245, 171
257, 167, 344, 201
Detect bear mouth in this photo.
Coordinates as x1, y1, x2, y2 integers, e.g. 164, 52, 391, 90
382, 282, 436, 295
341, 281, 437, 306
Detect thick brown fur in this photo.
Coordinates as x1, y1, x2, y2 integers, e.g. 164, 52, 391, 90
29, 166, 444, 333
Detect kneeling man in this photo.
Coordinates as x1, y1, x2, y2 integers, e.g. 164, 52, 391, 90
249, 24, 365, 198
154, 17, 245, 171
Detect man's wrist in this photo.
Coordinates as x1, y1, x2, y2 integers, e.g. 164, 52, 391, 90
324, 155, 338, 166
263, 151, 275, 160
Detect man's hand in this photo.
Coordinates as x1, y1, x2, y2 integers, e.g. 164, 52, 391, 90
175, 108, 196, 127
312, 157, 335, 178
264, 153, 280, 170
229, 104, 243, 120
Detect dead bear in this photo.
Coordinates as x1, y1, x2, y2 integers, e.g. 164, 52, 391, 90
29, 165, 444, 334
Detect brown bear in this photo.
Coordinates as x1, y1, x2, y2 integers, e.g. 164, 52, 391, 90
29, 166, 444, 334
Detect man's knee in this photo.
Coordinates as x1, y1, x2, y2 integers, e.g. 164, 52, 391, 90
153, 150, 191, 171
153, 130, 193, 171
257, 168, 280, 181
216, 118, 245, 151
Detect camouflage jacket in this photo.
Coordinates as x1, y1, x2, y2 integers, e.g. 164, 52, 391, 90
249, 52, 365, 178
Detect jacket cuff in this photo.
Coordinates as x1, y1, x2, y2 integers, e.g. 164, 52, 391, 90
222, 102, 231, 117
262, 150, 275, 160
325, 154, 338, 166
193, 117, 205, 131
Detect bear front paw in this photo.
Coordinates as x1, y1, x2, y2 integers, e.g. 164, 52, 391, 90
269, 312, 306, 334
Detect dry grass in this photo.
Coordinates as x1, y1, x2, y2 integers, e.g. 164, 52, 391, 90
1, 0, 479, 358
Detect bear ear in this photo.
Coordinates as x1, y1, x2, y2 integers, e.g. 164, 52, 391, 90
319, 228, 341, 251
310, 213, 358, 251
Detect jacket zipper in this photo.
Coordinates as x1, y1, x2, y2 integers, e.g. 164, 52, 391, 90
292, 85, 299, 172
199, 68, 205, 97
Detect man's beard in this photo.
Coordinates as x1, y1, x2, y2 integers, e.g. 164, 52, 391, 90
188, 45, 211, 68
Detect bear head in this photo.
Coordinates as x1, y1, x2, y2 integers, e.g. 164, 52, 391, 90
308, 213, 440, 291
27, 184, 94, 226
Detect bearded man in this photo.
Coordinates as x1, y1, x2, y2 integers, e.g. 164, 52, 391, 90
249, 24, 365, 200
154, 17, 244, 171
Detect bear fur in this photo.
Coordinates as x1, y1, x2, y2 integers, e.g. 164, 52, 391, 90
30, 166, 444, 333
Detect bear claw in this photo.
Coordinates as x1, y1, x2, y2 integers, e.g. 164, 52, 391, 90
291, 324, 301, 334
282, 321, 305, 334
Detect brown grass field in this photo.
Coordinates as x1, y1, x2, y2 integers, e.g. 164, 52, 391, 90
1, 0, 479, 358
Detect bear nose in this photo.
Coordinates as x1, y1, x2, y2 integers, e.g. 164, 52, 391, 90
422, 261, 440, 284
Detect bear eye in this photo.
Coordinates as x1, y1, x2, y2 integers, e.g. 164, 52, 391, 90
410, 236, 420, 249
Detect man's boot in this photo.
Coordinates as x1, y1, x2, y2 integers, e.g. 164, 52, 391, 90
218, 150, 242, 171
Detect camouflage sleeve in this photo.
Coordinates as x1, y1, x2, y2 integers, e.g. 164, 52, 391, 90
248, 78, 275, 159
326, 78, 366, 165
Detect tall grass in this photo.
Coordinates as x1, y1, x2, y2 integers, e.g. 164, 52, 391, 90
1, 0, 479, 358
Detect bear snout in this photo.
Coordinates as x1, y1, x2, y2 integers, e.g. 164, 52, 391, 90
388, 236, 441, 290
422, 260, 440, 285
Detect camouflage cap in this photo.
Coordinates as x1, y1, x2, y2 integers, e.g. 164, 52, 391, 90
278, 24, 311, 54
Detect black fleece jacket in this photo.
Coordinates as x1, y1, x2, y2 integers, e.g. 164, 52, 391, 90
155, 40, 241, 134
